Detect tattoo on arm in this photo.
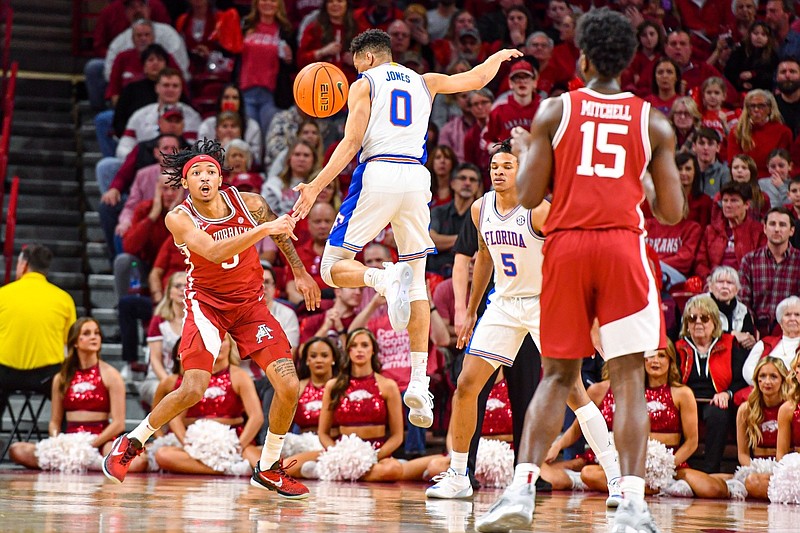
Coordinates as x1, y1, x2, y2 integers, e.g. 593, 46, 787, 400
271, 358, 297, 379
249, 196, 305, 270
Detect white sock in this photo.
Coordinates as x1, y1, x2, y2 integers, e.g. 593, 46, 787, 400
364, 268, 382, 288
574, 402, 621, 482
449, 451, 468, 476
128, 415, 158, 444
620, 475, 646, 504
259, 429, 286, 470
410, 352, 428, 381
511, 463, 540, 487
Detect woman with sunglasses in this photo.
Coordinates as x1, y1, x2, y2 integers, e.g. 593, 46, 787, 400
675, 294, 748, 473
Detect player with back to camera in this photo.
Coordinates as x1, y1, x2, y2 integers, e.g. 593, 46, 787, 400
475, 8, 684, 533
102, 139, 322, 500
292, 29, 522, 430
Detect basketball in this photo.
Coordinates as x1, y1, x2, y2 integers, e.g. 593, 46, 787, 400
293, 62, 349, 118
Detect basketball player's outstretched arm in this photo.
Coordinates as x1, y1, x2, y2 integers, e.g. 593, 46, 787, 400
164, 208, 297, 264
423, 49, 523, 96
646, 109, 684, 225
456, 199, 495, 350
512, 97, 562, 209
292, 79, 371, 219
242, 192, 322, 311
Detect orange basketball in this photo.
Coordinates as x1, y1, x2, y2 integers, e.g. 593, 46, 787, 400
293, 62, 349, 118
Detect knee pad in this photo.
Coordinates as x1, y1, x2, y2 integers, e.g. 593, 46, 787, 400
320, 244, 355, 288
406, 258, 427, 302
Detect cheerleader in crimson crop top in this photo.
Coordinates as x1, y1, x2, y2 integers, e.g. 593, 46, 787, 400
734, 356, 790, 500
293, 337, 338, 433
9, 318, 147, 473
153, 334, 265, 475
284, 329, 408, 482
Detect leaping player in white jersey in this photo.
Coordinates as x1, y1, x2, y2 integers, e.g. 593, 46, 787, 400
424, 141, 622, 519
293, 29, 522, 429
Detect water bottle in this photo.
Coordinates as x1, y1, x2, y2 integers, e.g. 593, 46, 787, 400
129, 261, 141, 295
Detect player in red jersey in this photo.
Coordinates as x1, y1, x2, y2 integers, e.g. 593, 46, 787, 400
102, 140, 321, 499
476, 9, 684, 533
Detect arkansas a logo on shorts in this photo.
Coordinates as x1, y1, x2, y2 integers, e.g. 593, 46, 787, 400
256, 324, 273, 343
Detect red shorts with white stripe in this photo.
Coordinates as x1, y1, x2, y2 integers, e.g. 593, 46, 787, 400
180, 297, 292, 373
540, 229, 665, 360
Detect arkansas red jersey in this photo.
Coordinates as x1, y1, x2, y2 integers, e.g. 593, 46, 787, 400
174, 186, 264, 309
547, 88, 651, 235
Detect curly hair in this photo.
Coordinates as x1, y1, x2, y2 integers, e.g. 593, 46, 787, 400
744, 357, 789, 450
576, 7, 637, 79
161, 138, 227, 189
350, 28, 392, 57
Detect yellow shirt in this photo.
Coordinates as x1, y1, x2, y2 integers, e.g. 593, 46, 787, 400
0, 272, 76, 370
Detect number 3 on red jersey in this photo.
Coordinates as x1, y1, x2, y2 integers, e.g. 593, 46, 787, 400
221, 254, 239, 269
576, 122, 628, 179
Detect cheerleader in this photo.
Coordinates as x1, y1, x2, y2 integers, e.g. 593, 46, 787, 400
737, 356, 791, 499
285, 329, 407, 482
10, 318, 147, 473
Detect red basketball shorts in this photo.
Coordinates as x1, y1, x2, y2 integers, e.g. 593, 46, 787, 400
180, 297, 292, 373
540, 229, 665, 360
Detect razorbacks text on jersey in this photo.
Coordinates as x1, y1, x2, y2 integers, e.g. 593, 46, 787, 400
548, 88, 651, 234
174, 186, 264, 309
358, 62, 432, 164
478, 191, 545, 297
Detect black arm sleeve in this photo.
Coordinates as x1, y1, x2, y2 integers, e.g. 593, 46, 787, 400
453, 211, 479, 257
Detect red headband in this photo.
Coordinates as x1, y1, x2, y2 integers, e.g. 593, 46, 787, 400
182, 154, 221, 178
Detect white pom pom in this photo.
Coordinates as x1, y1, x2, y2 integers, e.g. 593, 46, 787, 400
316, 434, 378, 481
768, 453, 800, 504
34, 432, 101, 473
734, 457, 776, 483
146, 433, 182, 472
645, 438, 676, 491
184, 419, 247, 475
475, 438, 514, 489
282, 432, 323, 458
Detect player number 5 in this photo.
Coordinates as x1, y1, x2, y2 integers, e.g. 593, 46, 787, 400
501, 253, 517, 277
576, 121, 628, 179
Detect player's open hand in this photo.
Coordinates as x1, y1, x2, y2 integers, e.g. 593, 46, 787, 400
456, 312, 478, 350
491, 49, 524, 64
292, 182, 320, 220
264, 214, 298, 240
510, 126, 532, 157
293, 269, 322, 311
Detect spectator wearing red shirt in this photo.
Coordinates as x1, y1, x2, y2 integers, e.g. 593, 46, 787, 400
727, 89, 793, 177
664, 30, 738, 107
430, 10, 477, 71
299, 287, 362, 346
540, 12, 580, 94
646, 212, 702, 286
297, 0, 359, 84
353, 0, 404, 32
621, 20, 663, 97
93, 0, 171, 58
286, 203, 336, 305
673, 0, 730, 58
695, 182, 767, 279
483, 59, 541, 146
175, 0, 243, 79
462, 88, 494, 188
148, 238, 187, 303
676, 151, 714, 230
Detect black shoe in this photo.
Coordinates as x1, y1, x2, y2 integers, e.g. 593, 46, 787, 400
535, 477, 552, 493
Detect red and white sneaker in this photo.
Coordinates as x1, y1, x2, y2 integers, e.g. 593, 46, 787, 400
102, 435, 144, 484
250, 459, 310, 500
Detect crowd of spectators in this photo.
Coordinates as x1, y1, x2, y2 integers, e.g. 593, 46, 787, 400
36, 0, 798, 472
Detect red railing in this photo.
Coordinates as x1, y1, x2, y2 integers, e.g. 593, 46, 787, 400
0, 5, 11, 115
3, 175, 18, 284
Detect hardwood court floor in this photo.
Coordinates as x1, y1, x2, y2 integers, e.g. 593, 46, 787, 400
0, 470, 791, 532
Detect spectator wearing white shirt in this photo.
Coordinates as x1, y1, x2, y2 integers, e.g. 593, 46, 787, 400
742, 295, 800, 385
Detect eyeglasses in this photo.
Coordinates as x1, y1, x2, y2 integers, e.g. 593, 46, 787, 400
470, 100, 492, 107
688, 314, 712, 324
455, 175, 481, 183
673, 111, 692, 117
746, 102, 769, 110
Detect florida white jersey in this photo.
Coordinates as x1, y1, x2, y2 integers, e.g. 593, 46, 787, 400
479, 191, 545, 298
358, 62, 432, 164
